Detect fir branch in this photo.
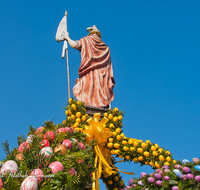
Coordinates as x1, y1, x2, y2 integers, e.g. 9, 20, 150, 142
2, 140, 10, 155
17, 135, 26, 146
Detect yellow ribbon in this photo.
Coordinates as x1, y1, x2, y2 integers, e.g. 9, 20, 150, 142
84, 113, 116, 190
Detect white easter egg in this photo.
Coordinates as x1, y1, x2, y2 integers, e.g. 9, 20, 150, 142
20, 176, 38, 190
1, 160, 18, 174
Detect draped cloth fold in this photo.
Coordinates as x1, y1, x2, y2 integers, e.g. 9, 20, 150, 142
73, 34, 115, 107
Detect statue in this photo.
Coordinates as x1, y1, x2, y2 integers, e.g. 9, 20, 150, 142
64, 25, 115, 108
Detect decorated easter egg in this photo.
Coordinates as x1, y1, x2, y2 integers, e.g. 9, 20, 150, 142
49, 161, 63, 173
128, 179, 134, 185
71, 138, 78, 143
195, 175, 200, 182
18, 142, 30, 153
20, 176, 38, 190
62, 139, 72, 149
44, 131, 55, 141
147, 177, 155, 184
57, 128, 66, 134
156, 180, 162, 187
186, 174, 194, 179
0, 178, 3, 188
173, 169, 180, 174
140, 172, 147, 178
163, 176, 170, 180
40, 140, 50, 148
194, 165, 200, 171
54, 145, 67, 154
1, 160, 18, 174
182, 167, 191, 174
70, 127, 74, 132
65, 127, 71, 132
174, 164, 182, 169
154, 173, 162, 180
67, 167, 75, 176
172, 186, 178, 190
40, 147, 53, 157
138, 180, 144, 186
162, 165, 169, 169
182, 159, 190, 164
36, 127, 44, 134
26, 135, 35, 144
164, 169, 171, 173
30, 169, 44, 184
79, 143, 85, 150
180, 174, 187, 180
192, 158, 200, 164
16, 154, 24, 162
176, 172, 182, 178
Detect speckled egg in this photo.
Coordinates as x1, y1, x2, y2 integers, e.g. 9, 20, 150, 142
48, 161, 63, 173
20, 176, 38, 190
1, 160, 18, 174
30, 169, 44, 184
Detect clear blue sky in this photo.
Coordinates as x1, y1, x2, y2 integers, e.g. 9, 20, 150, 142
0, 0, 200, 188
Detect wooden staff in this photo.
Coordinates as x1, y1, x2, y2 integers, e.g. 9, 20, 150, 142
65, 11, 70, 99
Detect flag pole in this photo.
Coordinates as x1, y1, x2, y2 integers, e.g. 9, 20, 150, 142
65, 10, 70, 99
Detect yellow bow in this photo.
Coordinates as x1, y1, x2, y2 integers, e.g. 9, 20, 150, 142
83, 113, 116, 190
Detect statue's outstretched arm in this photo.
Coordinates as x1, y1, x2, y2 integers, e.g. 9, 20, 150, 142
63, 33, 80, 49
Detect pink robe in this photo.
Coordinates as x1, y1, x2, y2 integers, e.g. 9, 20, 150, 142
73, 35, 115, 107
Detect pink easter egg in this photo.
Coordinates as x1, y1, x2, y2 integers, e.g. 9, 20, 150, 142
67, 167, 75, 176
49, 161, 63, 173
195, 175, 200, 182
154, 173, 162, 180
70, 127, 74, 132
147, 177, 155, 184
187, 174, 194, 179
65, 127, 71, 132
40, 147, 53, 158
62, 139, 72, 149
30, 169, 44, 184
40, 140, 50, 148
140, 172, 147, 178
36, 127, 44, 134
79, 143, 85, 150
44, 131, 55, 141
18, 142, 30, 153
20, 176, 38, 190
57, 128, 66, 134
1, 160, 18, 174
0, 178, 3, 188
